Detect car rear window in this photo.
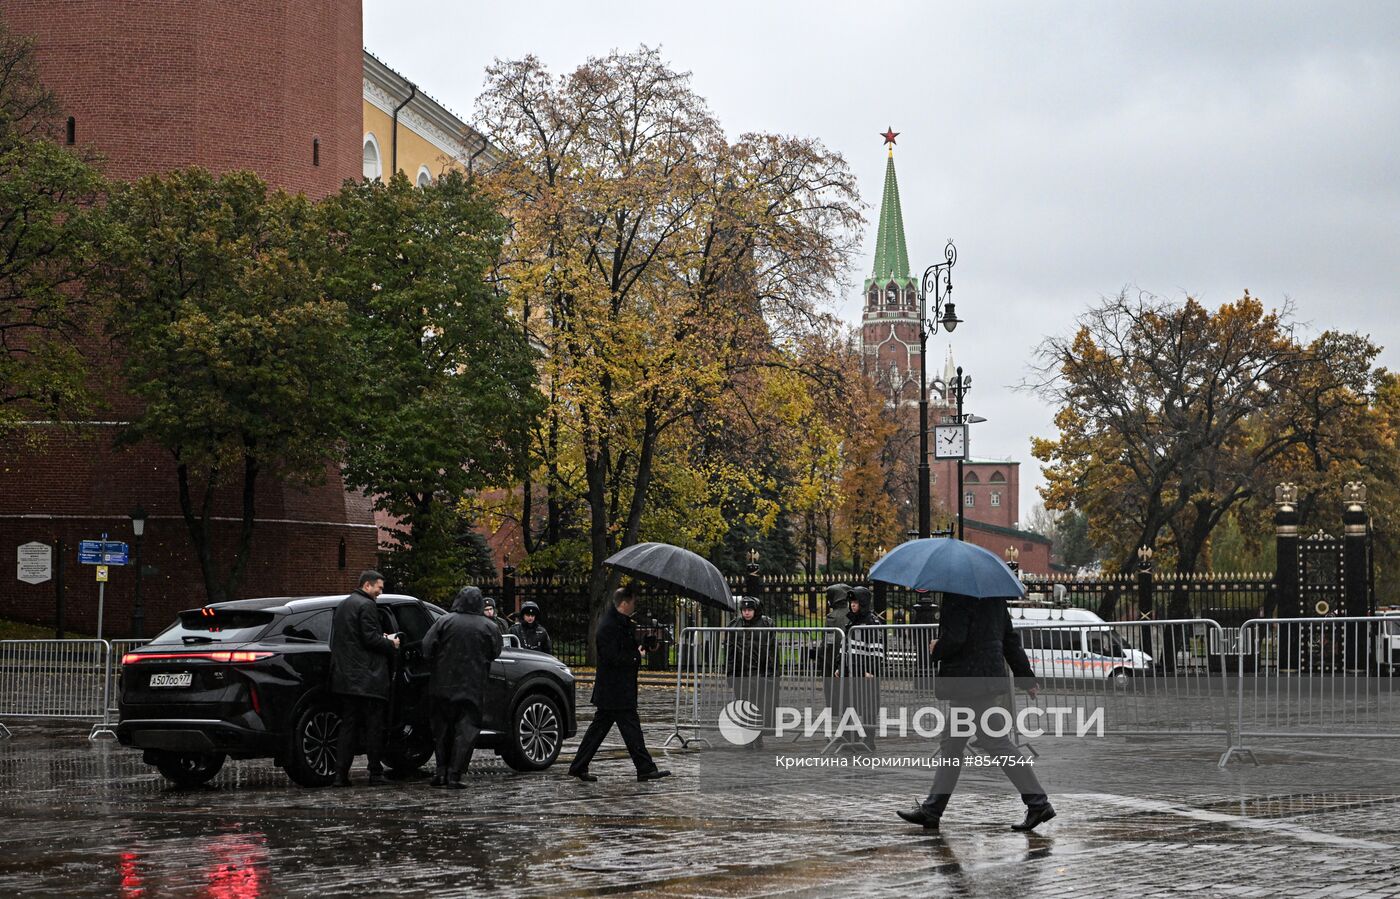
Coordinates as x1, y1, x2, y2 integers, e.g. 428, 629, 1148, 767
148, 609, 278, 645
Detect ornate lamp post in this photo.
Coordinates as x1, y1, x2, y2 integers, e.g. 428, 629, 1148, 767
917, 240, 961, 538
129, 507, 147, 639
1004, 545, 1020, 572
930, 365, 973, 539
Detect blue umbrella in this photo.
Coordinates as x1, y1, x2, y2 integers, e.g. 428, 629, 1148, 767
868, 538, 1026, 599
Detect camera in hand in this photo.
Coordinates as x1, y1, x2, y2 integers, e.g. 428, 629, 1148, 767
636, 618, 669, 653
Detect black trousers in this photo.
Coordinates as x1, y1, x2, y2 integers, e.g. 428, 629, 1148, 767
568, 707, 656, 775
335, 694, 386, 778
922, 693, 1047, 815
430, 698, 482, 777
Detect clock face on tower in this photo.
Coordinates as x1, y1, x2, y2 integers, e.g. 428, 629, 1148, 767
933, 424, 967, 459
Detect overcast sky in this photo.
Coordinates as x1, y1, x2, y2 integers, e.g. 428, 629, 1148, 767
365, 0, 1400, 520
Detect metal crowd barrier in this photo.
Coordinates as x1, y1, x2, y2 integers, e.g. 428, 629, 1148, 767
667, 626, 845, 748
1220, 616, 1400, 766
1012, 619, 1233, 747
0, 639, 114, 740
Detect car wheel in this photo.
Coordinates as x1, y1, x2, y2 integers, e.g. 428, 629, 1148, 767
284, 702, 341, 787
501, 692, 563, 772
152, 750, 226, 787
1109, 667, 1131, 688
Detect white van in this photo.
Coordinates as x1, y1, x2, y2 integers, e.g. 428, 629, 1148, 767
1009, 605, 1153, 686
1376, 610, 1400, 672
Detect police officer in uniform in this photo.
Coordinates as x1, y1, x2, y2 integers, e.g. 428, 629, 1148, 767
508, 600, 554, 655
726, 596, 776, 748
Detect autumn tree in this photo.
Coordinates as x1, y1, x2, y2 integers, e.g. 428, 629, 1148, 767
100, 169, 352, 603
1031, 290, 1383, 575
318, 171, 541, 604
479, 48, 861, 618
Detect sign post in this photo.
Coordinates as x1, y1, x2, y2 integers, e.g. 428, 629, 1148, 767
79, 533, 126, 643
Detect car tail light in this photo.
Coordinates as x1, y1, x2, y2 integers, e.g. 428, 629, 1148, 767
122, 651, 276, 665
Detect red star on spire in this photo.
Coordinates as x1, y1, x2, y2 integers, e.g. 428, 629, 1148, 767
881, 127, 900, 147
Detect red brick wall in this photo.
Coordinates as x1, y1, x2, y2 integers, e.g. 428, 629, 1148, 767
0, 1, 374, 631
0, 0, 362, 198
963, 523, 1053, 575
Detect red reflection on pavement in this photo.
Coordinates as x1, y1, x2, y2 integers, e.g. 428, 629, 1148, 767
119, 851, 145, 897
204, 833, 268, 899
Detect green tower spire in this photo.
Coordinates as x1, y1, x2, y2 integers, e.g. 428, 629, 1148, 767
870, 150, 911, 283
866, 130, 915, 297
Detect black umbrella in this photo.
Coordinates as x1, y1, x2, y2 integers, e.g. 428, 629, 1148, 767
602, 542, 736, 612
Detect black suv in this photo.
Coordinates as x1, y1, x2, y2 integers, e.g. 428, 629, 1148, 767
116, 593, 576, 787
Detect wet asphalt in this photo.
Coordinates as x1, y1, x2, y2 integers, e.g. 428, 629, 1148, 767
1, 686, 1399, 897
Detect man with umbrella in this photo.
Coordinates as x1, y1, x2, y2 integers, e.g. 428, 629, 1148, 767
897, 591, 1053, 830
869, 538, 1055, 832
726, 596, 777, 749
567, 584, 671, 782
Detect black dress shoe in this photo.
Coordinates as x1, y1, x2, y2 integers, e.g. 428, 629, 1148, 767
430, 773, 445, 787
445, 779, 465, 790
333, 777, 352, 788
1011, 805, 1056, 832
637, 769, 672, 782
896, 806, 941, 830
570, 770, 597, 782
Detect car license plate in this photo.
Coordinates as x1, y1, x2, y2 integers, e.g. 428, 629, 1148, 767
149, 672, 193, 688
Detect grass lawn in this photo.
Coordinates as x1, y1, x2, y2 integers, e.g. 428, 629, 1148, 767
0, 619, 73, 640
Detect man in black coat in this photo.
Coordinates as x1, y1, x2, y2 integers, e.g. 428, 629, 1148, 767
508, 601, 553, 655
421, 585, 503, 788
330, 570, 400, 786
567, 584, 671, 782
897, 593, 1055, 832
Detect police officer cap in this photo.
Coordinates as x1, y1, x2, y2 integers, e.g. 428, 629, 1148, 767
738, 596, 762, 614
520, 600, 540, 616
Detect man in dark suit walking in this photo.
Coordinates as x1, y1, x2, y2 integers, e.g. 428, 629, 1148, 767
567, 584, 671, 782
897, 593, 1055, 831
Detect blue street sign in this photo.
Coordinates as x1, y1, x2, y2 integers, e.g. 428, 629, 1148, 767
79, 540, 129, 566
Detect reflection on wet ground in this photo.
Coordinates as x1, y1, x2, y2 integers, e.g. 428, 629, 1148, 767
2, 689, 1399, 897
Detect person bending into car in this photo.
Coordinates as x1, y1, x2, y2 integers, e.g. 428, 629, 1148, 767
896, 592, 1054, 832
508, 601, 554, 655
421, 585, 503, 789
567, 584, 670, 783
329, 570, 400, 787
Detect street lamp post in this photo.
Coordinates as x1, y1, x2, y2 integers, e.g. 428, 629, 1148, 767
931, 365, 973, 539
129, 507, 147, 639
917, 240, 960, 539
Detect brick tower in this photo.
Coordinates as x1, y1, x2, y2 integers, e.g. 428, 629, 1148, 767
861, 134, 922, 403
0, 2, 375, 635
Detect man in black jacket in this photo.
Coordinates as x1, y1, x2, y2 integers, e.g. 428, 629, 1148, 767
897, 593, 1054, 831
842, 586, 884, 751
421, 585, 503, 788
508, 601, 553, 655
567, 584, 671, 782
329, 570, 400, 786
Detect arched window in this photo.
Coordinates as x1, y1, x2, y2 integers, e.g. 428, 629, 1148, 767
362, 133, 382, 181
416, 166, 432, 188
964, 471, 980, 484
868, 286, 879, 307
989, 471, 1006, 483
